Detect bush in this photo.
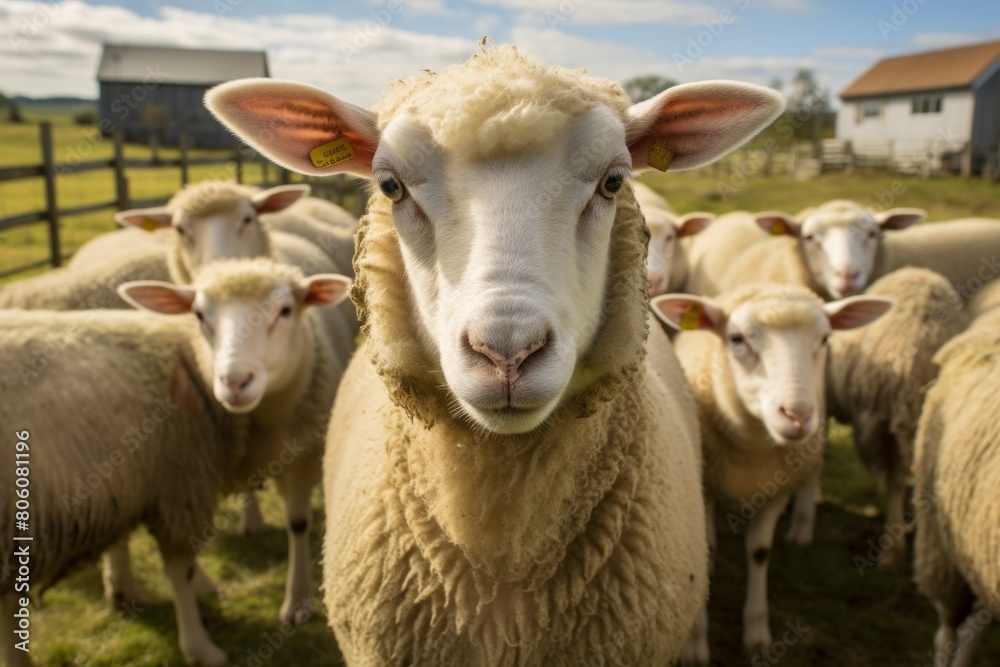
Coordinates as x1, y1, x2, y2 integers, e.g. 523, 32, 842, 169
73, 109, 97, 126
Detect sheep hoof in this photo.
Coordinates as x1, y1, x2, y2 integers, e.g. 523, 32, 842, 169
878, 547, 906, 569
743, 626, 773, 657
785, 522, 814, 547
678, 638, 710, 666
280, 598, 316, 626
106, 585, 150, 608
182, 640, 227, 666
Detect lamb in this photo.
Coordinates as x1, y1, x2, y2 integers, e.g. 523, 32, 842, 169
633, 182, 714, 295
0, 259, 350, 667
913, 305, 1000, 667
651, 284, 890, 662
206, 42, 785, 664
826, 267, 968, 567
732, 201, 1000, 301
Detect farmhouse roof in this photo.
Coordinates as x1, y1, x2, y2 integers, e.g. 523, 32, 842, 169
98, 44, 269, 86
841, 39, 1000, 99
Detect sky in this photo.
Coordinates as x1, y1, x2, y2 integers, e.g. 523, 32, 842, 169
1, 0, 998, 106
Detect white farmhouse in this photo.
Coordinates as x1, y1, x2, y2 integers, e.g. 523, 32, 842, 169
836, 40, 1000, 174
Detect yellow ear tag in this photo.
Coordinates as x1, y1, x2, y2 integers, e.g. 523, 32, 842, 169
681, 303, 702, 330
309, 136, 354, 169
141, 218, 160, 231
769, 221, 786, 236
648, 137, 675, 171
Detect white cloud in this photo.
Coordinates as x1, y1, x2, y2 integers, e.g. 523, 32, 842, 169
811, 47, 883, 60
467, 0, 718, 26
908, 32, 992, 49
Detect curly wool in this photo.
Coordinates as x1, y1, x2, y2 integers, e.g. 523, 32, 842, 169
373, 43, 632, 160
827, 267, 968, 473
914, 308, 1000, 624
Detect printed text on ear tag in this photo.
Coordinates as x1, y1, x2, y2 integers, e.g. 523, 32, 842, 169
681, 303, 702, 330
141, 218, 160, 231
309, 137, 354, 169
648, 138, 675, 171
770, 221, 786, 236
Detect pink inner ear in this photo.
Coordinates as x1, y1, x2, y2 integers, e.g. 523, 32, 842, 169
126, 286, 193, 314
678, 216, 712, 237
828, 300, 893, 330
256, 189, 306, 213
755, 216, 796, 236
305, 280, 348, 306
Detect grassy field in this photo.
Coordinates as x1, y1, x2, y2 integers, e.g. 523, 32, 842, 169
4, 116, 1000, 665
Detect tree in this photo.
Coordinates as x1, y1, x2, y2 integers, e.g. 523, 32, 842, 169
786, 69, 830, 151
623, 75, 677, 103
0, 92, 24, 123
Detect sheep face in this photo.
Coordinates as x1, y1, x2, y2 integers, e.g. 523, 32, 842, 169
370, 107, 628, 434
758, 204, 925, 299
648, 213, 713, 296
204, 49, 787, 435
119, 262, 350, 414
652, 289, 893, 444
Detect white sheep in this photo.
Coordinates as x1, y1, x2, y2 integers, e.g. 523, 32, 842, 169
913, 305, 1000, 667
826, 267, 968, 567
681, 210, 771, 295
633, 182, 714, 295
968, 276, 1000, 317
0, 259, 349, 667
651, 284, 891, 662
737, 202, 1000, 301
206, 43, 785, 664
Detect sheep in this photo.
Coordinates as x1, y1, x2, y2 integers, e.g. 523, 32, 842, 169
206, 42, 785, 664
826, 267, 968, 567
681, 210, 771, 295
737, 201, 1000, 301
633, 182, 714, 296
913, 305, 1000, 667
968, 276, 1000, 317
0, 259, 350, 667
651, 284, 891, 661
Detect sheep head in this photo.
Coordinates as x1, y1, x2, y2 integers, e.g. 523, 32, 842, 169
652, 285, 892, 444
119, 259, 350, 413
755, 201, 925, 299
206, 45, 784, 435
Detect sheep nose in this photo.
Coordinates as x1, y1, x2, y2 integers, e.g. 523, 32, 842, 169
779, 405, 814, 429
221, 371, 255, 394
834, 270, 859, 281
470, 337, 547, 384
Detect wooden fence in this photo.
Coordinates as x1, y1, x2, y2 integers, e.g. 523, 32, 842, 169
0, 122, 367, 279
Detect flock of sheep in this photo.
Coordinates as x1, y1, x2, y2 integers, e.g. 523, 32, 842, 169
1, 43, 999, 667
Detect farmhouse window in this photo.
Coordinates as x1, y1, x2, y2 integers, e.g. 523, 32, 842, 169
911, 95, 943, 114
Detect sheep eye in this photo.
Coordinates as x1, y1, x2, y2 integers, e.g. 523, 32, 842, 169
243, 215, 253, 225
868, 230, 878, 239
600, 170, 625, 198
376, 171, 405, 202
175, 226, 186, 237
279, 306, 292, 317
194, 310, 204, 322
821, 333, 830, 345
803, 234, 816, 242
729, 333, 745, 346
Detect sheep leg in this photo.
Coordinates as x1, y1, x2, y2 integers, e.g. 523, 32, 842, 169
743, 492, 791, 654
679, 499, 714, 667
238, 490, 270, 537
952, 612, 989, 667
275, 471, 316, 626
785, 470, 818, 546
102, 536, 149, 607
2, 594, 33, 667
162, 555, 227, 667
190, 560, 220, 598
879, 443, 909, 569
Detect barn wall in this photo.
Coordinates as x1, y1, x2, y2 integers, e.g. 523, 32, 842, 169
972, 67, 1000, 157
836, 89, 973, 160
98, 81, 239, 149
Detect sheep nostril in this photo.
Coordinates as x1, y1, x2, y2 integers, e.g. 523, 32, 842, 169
469, 336, 548, 383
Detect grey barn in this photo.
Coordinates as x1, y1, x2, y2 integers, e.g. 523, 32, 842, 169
97, 44, 269, 149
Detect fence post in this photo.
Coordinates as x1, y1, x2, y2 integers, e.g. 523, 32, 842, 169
113, 130, 129, 210
234, 148, 243, 184
179, 129, 190, 185
39, 122, 62, 267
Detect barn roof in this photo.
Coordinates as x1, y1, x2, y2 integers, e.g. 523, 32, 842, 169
98, 44, 269, 85
841, 40, 1000, 99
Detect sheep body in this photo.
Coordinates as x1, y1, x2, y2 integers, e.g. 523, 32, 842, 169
827, 267, 968, 566
913, 305, 1000, 666
683, 211, 770, 294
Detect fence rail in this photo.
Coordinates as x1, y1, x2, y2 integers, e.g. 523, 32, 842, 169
0, 122, 366, 279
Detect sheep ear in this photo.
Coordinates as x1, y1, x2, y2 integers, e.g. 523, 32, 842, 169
115, 207, 172, 231
675, 212, 714, 237
252, 184, 311, 213
650, 295, 724, 331
300, 274, 352, 307
118, 281, 196, 314
626, 81, 785, 172
205, 78, 379, 177
824, 296, 894, 330
875, 208, 925, 230
755, 212, 799, 236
